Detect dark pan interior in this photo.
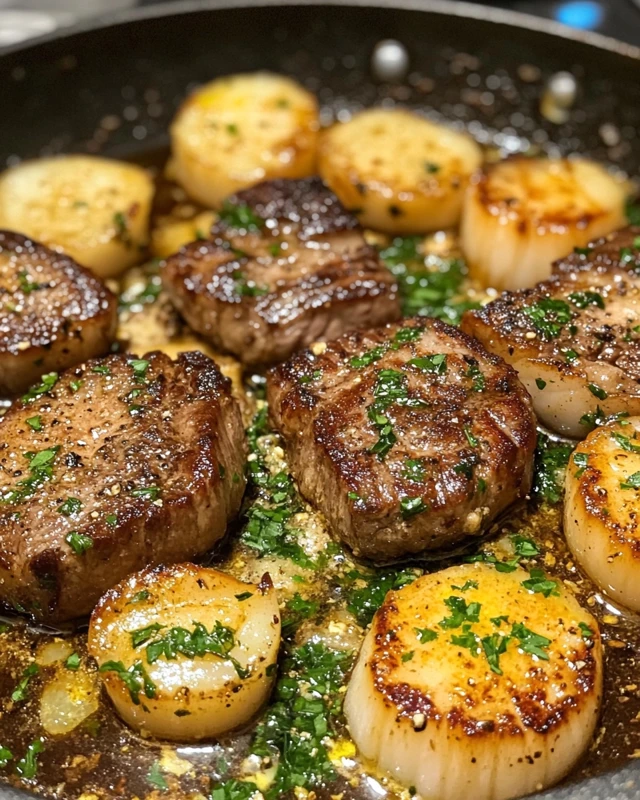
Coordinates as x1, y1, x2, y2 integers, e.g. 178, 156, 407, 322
1, 2, 640, 798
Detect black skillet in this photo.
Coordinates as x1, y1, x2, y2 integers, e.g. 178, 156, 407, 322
0, 1, 640, 799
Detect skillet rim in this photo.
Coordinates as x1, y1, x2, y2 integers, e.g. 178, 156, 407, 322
0, 1, 639, 799
1, 0, 640, 60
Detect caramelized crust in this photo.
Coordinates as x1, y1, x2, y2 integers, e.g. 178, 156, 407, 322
0, 230, 117, 395
365, 564, 601, 734
267, 318, 536, 562
552, 225, 640, 275
0, 351, 246, 621
162, 178, 400, 366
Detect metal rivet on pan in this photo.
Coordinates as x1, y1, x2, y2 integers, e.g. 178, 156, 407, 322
540, 71, 578, 124
371, 39, 410, 83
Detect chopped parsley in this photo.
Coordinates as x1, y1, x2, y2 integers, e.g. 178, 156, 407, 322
568, 291, 605, 310
0, 446, 60, 505
451, 625, 480, 655
132, 621, 249, 678
350, 346, 386, 369
233, 271, 269, 297
147, 761, 168, 791
25, 416, 42, 431
401, 650, 415, 662
11, 663, 39, 703
130, 359, 149, 381
481, 633, 510, 674
402, 458, 426, 483
379, 240, 478, 324
463, 425, 479, 447
22, 372, 58, 403
344, 568, 418, 626
92, 365, 110, 376
65, 653, 81, 671
400, 496, 427, 519
131, 486, 161, 501
521, 567, 559, 597
367, 368, 423, 461
58, 497, 82, 516
535, 378, 547, 390
451, 579, 479, 592
219, 201, 264, 231
66, 531, 93, 555
15, 739, 44, 780
0, 746, 12, 769
415, 627, 438, 643
620, 471, 640, 490
408, 354, 447, 374
392, 326, 423, 347
612, 431, 640, 453
533, 433, 574, 504
250, 642, 353, 798
211, 779, 259, 800
439, 595, 481, 629
511, 622, 551, 660
512, 534, 540, 557
99, 660, 156, 705
466, 360, 485, 392
282, 593, 319, 633
521, 298, 572, 339
17, 270, 42, 294
587, 383, 608, 400
579, 622, 594, 639
573, 451, 588, 478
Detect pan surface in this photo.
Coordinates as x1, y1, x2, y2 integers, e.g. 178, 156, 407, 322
0, 2, 639, 799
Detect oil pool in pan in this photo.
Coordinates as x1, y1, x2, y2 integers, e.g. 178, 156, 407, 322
0, 12, 640, 800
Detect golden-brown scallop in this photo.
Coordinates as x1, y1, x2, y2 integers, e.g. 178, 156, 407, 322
345, 562, 602, 800
89, 564, 281, 740
170, 73, 319, 207
0, 156, 153, 278
565, 418, 640, 611
318, 108, 482, 235
460, 157, 627, 291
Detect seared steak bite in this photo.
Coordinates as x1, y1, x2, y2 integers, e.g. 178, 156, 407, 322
461, 257, 640, 437
162, 177, 400, 366
267, 318, 536, 562
552, 225, 640, 275
0, 230, 117, 396
0, 351, 246, 621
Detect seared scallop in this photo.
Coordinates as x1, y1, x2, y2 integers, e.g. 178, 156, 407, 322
318, 108, 482, 234
0, 351, 246, 622
267, 318, 536, 562
163, 177, 400, 366
171, 72, 319, 207
0, 155, 154, 278
461, 263, 640, 438
345, 562, 602, 800
461, 157, 627, 290
0, 231, 117, 395
89, 564, 280, 740
565, 417, 640, 611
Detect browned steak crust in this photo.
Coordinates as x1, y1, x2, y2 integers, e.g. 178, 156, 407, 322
162, 178, 400, 366
267, 318, 536, 562
552, 225, 640, 275
0, 351, 246, 621
0, 230, 117, 395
